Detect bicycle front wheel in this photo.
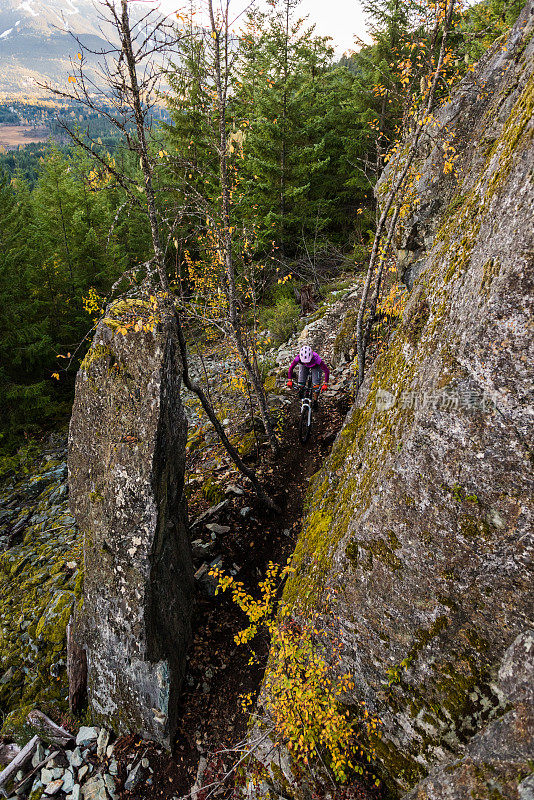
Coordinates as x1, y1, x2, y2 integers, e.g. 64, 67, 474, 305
299, 404, 312, 444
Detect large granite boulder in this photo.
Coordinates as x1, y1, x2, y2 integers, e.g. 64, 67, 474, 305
68, 298, 194, 747
257, 4, 534, 797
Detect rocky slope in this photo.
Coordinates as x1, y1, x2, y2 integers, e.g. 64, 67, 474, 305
254, 4, 534, 798
0, 281, 363, 800
0, 437, 80, 743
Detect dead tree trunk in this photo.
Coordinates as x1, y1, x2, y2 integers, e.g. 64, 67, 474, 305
26, 711, 73, 747
120, 0, 168, 293
0, 737, 39, 797
175, 313, 280, 512
356, 0, 456, 391
67, 616, 87, 714
298, 285, 316, 316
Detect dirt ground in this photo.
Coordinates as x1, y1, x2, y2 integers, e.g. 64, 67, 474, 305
0, 124, 49, 148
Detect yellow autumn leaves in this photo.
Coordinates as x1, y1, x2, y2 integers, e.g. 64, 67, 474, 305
212, 561, 382, 785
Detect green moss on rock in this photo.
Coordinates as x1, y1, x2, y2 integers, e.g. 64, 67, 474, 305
0, 449, 81, 743
253, 23, 534, 795
80, 344, 111, 372
263, 374, 278, 393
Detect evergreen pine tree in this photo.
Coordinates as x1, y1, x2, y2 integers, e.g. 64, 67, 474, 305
459, 0, 524, 63
0, 177, 53, 449
163, 8, 221, 283
235, 0, 334, 257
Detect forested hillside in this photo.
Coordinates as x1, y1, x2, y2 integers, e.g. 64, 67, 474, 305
0, 2, 531, 800
0, 0, 521, 461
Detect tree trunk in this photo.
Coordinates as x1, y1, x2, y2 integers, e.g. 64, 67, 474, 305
26, 711, 73, 746
363, 204, 400, 349
0, 744, 20, 768
207, 0, 278, 454
298, 284, 316, 315
356, 0, 456, 391
175, 313, 280, 512
0, 736, 39, 796
67, 616, 87, 714
120, 0, 168, 293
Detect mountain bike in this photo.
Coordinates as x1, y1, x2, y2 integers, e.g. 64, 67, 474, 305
298, 372, 315, 445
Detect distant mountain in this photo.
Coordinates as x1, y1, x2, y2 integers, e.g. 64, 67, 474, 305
0, 0, 113, 38
0, 0, 155, 95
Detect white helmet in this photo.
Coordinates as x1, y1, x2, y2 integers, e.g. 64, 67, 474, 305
299, 344, 313, 364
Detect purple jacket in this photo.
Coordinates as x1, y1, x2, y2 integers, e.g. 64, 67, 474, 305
288, 351, 330, 382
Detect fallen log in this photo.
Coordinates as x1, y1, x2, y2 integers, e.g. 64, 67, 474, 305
26, 711, 73, 746
0, 735, 39, 797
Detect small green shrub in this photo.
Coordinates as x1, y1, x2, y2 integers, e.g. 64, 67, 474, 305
269, 281, 296, 304
259, 298, 299, 347
324, 276, 354, 296
352, 242, 371, 266
258, 355, 276, 381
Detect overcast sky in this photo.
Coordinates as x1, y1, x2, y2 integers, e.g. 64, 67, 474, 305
158, 0, 372, 55
271, 0, 372, 53
157, 0, 483, 56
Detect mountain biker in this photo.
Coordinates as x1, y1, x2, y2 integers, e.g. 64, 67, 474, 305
287, 344, 330, 410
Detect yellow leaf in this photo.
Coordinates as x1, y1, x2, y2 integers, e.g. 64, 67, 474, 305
51, 372, 60, 380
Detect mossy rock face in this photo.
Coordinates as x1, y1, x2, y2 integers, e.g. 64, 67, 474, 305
402, 631, 534, 800
0, 440, 82, 744
201, 477, 225, 504
259, 9, 534, 799
34, 590, 75, 644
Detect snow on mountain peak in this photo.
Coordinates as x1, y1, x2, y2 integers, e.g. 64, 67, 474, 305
17, 0, 37, 18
